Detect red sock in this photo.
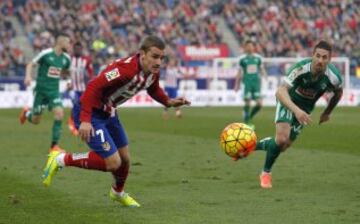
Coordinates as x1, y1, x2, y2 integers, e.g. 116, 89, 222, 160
64, 151, 107, 171
112, 163, 129, 192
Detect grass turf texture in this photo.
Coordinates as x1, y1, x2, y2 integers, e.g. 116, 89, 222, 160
0, 107, 359, 224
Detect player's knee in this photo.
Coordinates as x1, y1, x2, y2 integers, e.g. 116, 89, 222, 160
121, 156, 130, 167
275, 135, 290, 150
106, 159, 121, 172
54, 111, 64, 120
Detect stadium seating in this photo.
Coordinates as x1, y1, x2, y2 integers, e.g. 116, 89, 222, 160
0, 0, 359, 77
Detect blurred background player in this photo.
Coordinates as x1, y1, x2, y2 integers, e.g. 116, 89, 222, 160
234, 40, 267, 129
41, 36, 191, 207
19, 33, 71, 152
163, 57, 182, 119
67, 42, 94, 136
255, 41, 343, 189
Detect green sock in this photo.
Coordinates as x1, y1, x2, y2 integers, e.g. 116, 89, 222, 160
52, 120, 62, 145
250, 105, 261, 120
255, 137, 272, 151
26, 110, 33, 123
262, 137, 281, 173
243, 105, 250, 123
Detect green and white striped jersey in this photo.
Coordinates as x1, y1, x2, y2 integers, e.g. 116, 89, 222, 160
283, 58, 343, 113
32, 48, 71, 93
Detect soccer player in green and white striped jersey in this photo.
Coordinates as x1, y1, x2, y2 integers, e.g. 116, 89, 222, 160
234, 40, 267, 129
19, 33, 71, 152
255, 40, 343, 189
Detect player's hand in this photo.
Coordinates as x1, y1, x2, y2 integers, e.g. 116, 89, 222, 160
319, 112, 330, 124
294, 109, 312, 125
79, 122, 94, 142
24, 76, 32, 86
168, 97, 191, 107
66, 82, 73, 91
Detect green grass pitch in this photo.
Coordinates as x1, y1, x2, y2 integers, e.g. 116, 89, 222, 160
0, 107, 359, 224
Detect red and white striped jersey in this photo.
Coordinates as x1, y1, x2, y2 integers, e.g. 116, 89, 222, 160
80, 54, 169, 122
70, 55, 94, 91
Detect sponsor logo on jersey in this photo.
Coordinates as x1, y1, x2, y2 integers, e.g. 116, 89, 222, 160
47, 66, 61, 78
105, 68, 120, 81
295, 87, 316, 99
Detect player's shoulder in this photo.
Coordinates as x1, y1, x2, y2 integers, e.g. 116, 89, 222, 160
238, 54, 247, 61
63, 52, 71, 61
36, 48, 53, 57
115, 54, 140, 73
287, 58, 311, 75
326, 63, 343, 86
253, 53, 263, 59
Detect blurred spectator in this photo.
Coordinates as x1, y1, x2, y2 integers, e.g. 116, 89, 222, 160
0, 0, 359, 77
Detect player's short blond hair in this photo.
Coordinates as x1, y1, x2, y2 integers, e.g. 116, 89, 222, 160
140, 36, 165, 52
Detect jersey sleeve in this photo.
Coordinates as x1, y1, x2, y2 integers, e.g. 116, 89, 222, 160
64, 53, 71, 70
79, 64, 130, 122
32, 49, 49, 64
283, 59, 310, 87
147, 74, 170, 107
327, 64, 343, 89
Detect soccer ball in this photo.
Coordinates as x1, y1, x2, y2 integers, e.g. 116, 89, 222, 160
219, 123, 257, 159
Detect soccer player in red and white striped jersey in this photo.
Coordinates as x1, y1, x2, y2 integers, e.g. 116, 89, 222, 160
67, 42, 94, 136
42, 36, 190, 207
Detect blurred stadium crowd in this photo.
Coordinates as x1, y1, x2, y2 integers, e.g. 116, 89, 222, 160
0, 0, 359, 77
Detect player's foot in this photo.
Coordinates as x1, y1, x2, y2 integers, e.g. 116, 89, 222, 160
109, 189, 141, 207
175, 110, 182, 118
259, 172, 272, 189
19, 107, 29, 124
49, 145, 65, 153
42, 150, 63, 187
68, 117, 79, 136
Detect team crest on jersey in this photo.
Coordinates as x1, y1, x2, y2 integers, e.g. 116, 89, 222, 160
102, 141, 111, 151
105, 68, 120, 81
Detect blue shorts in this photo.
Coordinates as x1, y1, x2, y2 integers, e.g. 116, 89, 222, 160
75, 108, 128, 158
71, 91, 83, 125
165, 87, 177, 99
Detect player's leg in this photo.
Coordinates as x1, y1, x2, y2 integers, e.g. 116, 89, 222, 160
243, 84, 251, 124
42, 116, 120, 186
50, 106, 64, 150
256, 102, 293, 188
68, 91, 80, 136
249, 82, 262, 121
172, 88, 182, 118
20, 91, 44, 124
106, 115, 140, 207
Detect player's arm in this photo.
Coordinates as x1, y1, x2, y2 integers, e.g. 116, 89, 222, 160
61, 55, 71, 79
276, 82, 312, 125
319, 88, 343, 124
234, 68, 242, 92
61, 69, 70, 78
147, 76, 190, 107
79, 66, 124, 142
260, 61, 268, 79
24, 61, 34, 86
